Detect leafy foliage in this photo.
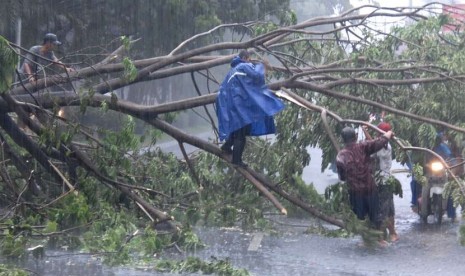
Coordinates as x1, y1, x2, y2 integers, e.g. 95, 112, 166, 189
123, 57, 138, 82
0, 264, 28, 276
460, 224, 465, 246
0, 36, 17, 93
323, 183, 381, 245
155, 256, 250, 276
0, 229, 28, 258
51, 193, 91, 229
412, 163, 427, 187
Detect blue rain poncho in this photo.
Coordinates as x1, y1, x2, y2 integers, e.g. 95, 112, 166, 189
216, 56, 285, 141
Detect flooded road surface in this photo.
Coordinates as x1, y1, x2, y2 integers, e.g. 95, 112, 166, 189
187, 161, 465, 276
3, 148, 465, 275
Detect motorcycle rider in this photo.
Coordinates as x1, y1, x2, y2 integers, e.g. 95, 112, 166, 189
432, 132, 457, 221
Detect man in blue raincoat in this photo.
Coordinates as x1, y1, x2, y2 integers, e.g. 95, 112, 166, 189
216, 50, 285, 167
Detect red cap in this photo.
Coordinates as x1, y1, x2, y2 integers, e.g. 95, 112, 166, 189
377, 122, 392, 132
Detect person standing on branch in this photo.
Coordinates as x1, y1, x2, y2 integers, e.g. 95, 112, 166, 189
216, 50, 284, 167
336, 126, 394, 246
21, 33, 74, 83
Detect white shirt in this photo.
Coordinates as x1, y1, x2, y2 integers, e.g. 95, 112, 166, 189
376, 142, 392, 181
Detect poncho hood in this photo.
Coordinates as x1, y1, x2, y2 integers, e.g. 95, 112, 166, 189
230, 56, 244, 68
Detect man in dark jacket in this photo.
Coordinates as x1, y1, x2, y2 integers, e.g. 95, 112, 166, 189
336, 126, 394, 233
216, 50, 284, 167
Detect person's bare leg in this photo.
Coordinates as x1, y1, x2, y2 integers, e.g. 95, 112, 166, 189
387, 216, 399, 242
376, 223, 389, 247
378, 240, 389, 247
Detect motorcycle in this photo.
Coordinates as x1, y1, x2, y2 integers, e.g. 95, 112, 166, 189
417, 157, 463, 224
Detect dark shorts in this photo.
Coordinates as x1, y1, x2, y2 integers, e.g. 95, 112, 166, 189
349, 189, 380, 227
378, 184, 395, 222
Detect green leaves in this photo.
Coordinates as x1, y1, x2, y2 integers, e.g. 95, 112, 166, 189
0, 264, 28, 276
412, 163, 427, 187
122, 57, 137, 82
0, 36, 18, 93
0, 224, 27, 258
52, 193, 91, 229
386, 175, 403, 198
460, 224, 465, 246
43, 221, 58, 234
155, 256, 250, 276
253, 22, 279, 36
415, 123, 440, 150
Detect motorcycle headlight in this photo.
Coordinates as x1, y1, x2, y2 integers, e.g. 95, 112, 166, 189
431, 161, 444, 172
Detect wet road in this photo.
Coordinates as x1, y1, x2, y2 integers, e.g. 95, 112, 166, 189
4, 147, 465, 276
185, 157, 465, 276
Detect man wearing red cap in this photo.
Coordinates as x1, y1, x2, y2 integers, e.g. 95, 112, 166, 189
374, 122, 399, 242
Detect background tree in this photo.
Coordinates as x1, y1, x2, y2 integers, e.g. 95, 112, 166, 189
291, 0, 354, 21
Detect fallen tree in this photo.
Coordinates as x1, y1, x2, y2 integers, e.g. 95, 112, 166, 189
1, 2, 465, 261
